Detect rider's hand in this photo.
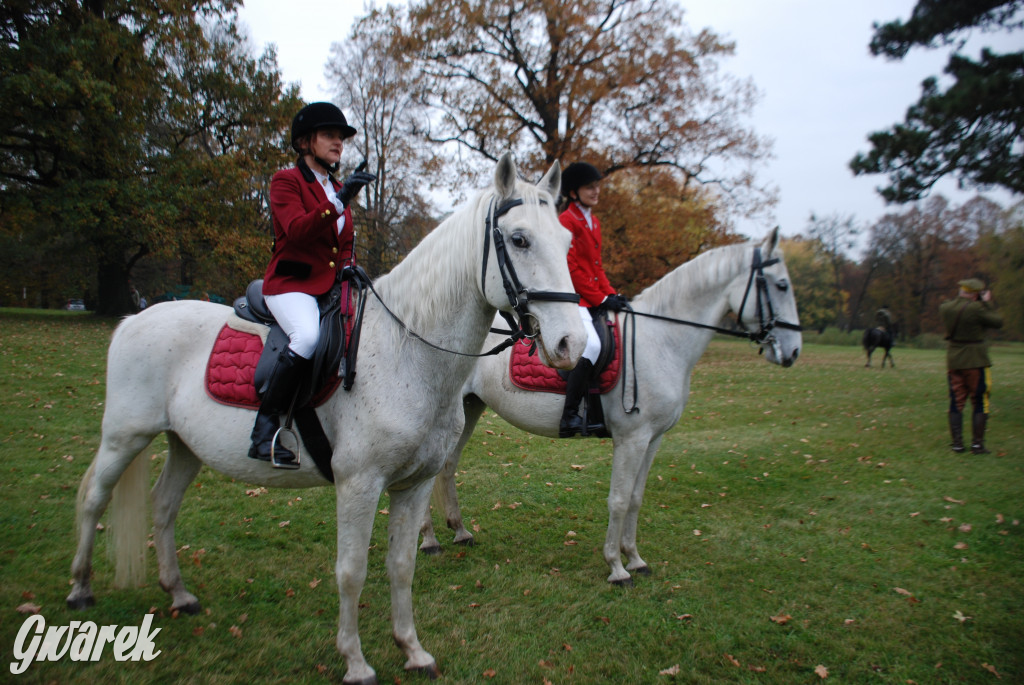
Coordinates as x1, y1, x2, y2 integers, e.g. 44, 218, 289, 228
603, 293, 629, 311
336, 164, 377, 207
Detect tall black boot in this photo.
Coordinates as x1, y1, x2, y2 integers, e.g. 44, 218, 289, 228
249, 348, 309, 467
970, 413, 990, 454
948, 411, 965, 453
559, 359, 604, 437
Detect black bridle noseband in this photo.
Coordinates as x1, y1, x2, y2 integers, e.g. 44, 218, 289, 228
482, 196, 581, 342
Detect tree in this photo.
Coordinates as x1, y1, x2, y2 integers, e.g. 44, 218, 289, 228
850, 0, 1024, 203
326, 6, 439, 277
0, 1, 292, 314
777, 238, 834, 334
397, 0, 775, 220
805, 213, 859, 329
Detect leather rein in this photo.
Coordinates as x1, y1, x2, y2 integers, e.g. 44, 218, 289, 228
617, 247, 803, 413
353, 195, 580, 361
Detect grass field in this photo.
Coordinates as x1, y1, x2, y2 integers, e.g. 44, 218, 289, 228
1, 308, 1021, 684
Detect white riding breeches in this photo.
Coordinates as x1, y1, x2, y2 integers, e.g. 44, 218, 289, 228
579, 306, 601, 364
264, 291, 320, 359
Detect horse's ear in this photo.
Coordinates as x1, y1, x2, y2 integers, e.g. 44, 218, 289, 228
763, 226, 780, 256
494, 152, 517, 200
539, 160, 561, 201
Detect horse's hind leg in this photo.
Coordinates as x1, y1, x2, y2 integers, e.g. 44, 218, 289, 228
420, 395, 485, 554
67, 429, 155, 609
151, 432, 203, 614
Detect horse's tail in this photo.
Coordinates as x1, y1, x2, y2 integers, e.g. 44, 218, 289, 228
84, 454, 150, 588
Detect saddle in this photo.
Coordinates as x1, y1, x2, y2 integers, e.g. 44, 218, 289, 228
204, 267, 370, 481
509, 310, 621, 395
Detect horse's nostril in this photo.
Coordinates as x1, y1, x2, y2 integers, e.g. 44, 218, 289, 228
557, 334, 570, 359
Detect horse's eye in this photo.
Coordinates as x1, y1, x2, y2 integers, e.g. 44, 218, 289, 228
510, 231, 530, 249
776, 280, 789, 292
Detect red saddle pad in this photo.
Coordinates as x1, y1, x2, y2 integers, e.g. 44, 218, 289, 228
508, 322, 621, 395
204, 323, 341, 409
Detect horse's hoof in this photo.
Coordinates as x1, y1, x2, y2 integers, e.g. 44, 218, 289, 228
420, 544, 443, 556
453, 537, 476, 547
172, 601, 202, 616
67, 595, 96, 610
342, 676, 378, 685
610, 577, 634, 588
631, 565, 652, 576
408, 662, 441, 680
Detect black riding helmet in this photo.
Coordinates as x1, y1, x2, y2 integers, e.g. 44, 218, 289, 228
561, 162, 603, 199
291, 102, 356, 153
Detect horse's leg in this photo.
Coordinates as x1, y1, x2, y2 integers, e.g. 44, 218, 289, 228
420, 395, 486, 554
603, 434, 651, 586
151, 432, 203, 614
388, 480, 440, 678
335, 478, 385, 685
68, 428, 156, 609
620, 435, 665, 577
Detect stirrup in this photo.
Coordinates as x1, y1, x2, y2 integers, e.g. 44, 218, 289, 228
270, 426, 301, 470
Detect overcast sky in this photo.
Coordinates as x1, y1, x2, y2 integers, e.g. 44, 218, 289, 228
237, 0, 1019, 244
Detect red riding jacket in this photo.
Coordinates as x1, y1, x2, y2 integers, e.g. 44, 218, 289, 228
263, 161, 354, 297
560, 202, 615, 308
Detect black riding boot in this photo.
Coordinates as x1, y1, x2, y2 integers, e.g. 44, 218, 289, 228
970, 413, 990, 454
249, 348, 309, 467
559, 359, 603, 438
948, 411, 965, 453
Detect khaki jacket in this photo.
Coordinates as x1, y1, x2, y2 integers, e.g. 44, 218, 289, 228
939, 297, 1003, 370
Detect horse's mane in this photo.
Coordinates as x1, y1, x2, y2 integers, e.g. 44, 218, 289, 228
635, 240, 755, 315
374, 178, 556, 337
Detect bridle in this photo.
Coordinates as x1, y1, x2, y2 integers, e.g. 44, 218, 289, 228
617, 246, 802, 413
350, 193, 580, 361
481, 196, 581, 342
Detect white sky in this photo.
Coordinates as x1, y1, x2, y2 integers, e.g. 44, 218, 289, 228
237, 0, 1020, 245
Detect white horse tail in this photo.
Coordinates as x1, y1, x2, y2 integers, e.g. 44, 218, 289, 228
109, 454, 150, 588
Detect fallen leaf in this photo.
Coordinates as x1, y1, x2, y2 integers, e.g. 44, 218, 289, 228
958, 523, 972, 533
309, 579, 321, 589
953, 542, 968, 550
660, 664, 681, 675
16, 603, 41, 614
893, 587, 913, 597
229, 625, 242, 638
943, 496, 965, 505
815, 664, 829, 678
981, 663, 1001, 678
570, 464, 585, 470
725, 654, 741, 667
278, 520, 290, 528
770, 613, 792, 625
952, 610, 972, 623
563, 643, 572, 652
482, 668, 496, 678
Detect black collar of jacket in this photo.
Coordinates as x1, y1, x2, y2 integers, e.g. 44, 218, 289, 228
297, 157, 317, 183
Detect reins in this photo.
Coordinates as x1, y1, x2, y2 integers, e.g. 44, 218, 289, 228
353, 194, 580, 362
616, 247, 802, 413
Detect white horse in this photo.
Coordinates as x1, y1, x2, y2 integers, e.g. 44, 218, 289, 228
419, 228, 802, 585
67, 154, 586, 685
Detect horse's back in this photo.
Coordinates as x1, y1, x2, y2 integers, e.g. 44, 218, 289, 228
104, 301, 232, 421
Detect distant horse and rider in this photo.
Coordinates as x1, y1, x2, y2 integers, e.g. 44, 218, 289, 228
863, 305, 895, 368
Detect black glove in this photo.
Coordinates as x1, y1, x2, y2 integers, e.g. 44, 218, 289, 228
603, 293, 630, 311
336, 163, 377, 207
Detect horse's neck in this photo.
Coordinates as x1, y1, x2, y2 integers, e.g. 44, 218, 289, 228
635, 243, 751, 327
370, 206, 493, 392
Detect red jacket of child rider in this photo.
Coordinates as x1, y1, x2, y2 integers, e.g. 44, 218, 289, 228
263, 162, 354, 297
561, 202, 615, 308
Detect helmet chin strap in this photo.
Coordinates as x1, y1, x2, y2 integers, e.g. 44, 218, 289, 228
313, 156, 340, 174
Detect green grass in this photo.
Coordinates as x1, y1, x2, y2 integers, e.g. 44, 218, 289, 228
1, 311, 1021, 684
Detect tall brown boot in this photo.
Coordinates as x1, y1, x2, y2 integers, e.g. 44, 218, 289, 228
948, 411, 965, 453
970, 413, 990, 454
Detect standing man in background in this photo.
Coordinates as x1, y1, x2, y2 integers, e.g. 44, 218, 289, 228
939, 279, 1003, 454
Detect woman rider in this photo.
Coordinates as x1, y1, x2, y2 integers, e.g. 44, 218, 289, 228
249, 102, 376, 465
558, 162, 628, 437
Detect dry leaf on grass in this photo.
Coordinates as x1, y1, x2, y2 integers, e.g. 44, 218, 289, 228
770, 613, 792, 625
659, 664, 681, 675
16, 602, 41, 614
815, 664, 829, 678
